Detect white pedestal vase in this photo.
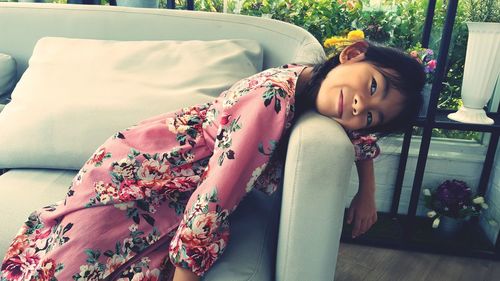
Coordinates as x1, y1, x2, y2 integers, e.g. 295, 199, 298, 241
448, 22, 500, 125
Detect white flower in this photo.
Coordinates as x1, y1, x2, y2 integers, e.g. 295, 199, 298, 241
245, 163, 267, 193
129, 224, 139, 232
427, 210, 437, 218
114, 202, 134, 210
432, 217, 440, 228
480, 203, 489, 209
488, 219, 498, 226
473, 196, 485, 204
423, 189, 431, 196
100, 194, 112, 204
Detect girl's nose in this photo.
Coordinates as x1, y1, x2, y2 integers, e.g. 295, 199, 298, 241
352, 95, 366, 115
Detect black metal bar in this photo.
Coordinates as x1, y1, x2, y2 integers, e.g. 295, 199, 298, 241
109, 0, 116, 6
478, 132, 499, 195
167, 0, 176, 9
422, 0, 437, 48
406, 0, 459, 220
390, 127, 413, 217
187, 0, 194, 10
497, 224, 500, 258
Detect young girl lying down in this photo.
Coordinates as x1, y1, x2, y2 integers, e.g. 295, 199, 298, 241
1, 41, 424, 281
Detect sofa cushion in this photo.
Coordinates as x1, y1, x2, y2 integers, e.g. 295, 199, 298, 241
0, 53, 16, 102
0, 37, 263, 170
0, 169, 279, 281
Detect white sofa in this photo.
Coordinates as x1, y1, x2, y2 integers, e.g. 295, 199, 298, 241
0, 3, 354, 281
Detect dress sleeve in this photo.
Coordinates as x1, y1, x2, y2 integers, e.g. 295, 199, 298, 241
347, 131, 381, 161
168, 84, 293, 276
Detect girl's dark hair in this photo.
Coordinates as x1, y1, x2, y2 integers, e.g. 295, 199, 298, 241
296, 41, 425, 137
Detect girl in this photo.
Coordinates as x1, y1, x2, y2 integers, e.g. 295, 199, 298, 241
1, 40, 424, 281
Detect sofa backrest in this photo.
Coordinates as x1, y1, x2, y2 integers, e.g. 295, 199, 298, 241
0, 2, 325, 80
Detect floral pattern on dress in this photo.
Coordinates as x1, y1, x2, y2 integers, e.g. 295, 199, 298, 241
85, 148, 206, 217
71, 224, 161, 281
1, 212, 69, 281
214, 114, 241, 166
86, 147, 112, 167
347, 131, 380, 161
167, 104, 210, 147
168, 187, 229, 276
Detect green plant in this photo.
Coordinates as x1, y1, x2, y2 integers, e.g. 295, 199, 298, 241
407, 43, 437, 84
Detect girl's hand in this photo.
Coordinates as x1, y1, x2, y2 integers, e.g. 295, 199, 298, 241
346, 191, 377, 238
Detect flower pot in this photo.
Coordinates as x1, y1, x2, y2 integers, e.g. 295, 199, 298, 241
433, 216, 465, 239
448, 22, 500, 124
116, 0, 159, 8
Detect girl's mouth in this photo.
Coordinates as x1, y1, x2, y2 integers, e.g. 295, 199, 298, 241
339, 89, 343, 118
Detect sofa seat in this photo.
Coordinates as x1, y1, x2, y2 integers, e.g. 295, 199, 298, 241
0, 168, 281, 281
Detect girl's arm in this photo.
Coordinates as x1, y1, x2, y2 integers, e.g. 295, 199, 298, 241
346, 159, 378, 238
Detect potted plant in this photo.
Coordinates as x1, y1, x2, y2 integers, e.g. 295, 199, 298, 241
423, 179, 488, 239
407, 43, 437, 117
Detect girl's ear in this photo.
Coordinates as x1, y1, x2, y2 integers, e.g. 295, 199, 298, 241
339, 41, 369, 64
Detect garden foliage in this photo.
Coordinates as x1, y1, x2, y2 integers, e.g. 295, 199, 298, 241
192, 0, 499, 140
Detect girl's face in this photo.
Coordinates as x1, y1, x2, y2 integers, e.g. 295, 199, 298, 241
316, 43, 406, 131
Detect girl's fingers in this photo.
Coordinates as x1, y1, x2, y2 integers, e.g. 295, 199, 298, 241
347, 208, 354, 224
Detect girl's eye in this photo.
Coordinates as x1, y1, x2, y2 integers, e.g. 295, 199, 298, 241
367, 112, 373, 126
371, 77, 377, 95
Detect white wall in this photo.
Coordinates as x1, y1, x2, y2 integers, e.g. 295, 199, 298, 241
345, 136, 500, 245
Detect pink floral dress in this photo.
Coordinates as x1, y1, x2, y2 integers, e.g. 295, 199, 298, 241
1, 64, 379, 281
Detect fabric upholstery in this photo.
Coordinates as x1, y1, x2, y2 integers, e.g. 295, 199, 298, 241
0, 37, 262, 170
0, 53, 16, 102
0, 3, 352, 281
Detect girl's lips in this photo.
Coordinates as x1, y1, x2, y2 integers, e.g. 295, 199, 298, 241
339, 89, 343, 118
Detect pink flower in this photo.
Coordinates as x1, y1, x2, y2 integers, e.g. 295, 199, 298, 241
4, 232, 29, 259
1, 248, 40, 281
181, 212, 218, 245
130, 269, 160, 281
137, 159, 170, 187
37, 259, 56, 281
119, 180, 144, 201
220, 113, 231, 125
427, 60, 437, 71
87, 148, 107, 165
33, 228, 51, 241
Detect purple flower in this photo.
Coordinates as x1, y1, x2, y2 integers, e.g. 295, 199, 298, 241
435, 180, 472, 216
426, 49, 434, 56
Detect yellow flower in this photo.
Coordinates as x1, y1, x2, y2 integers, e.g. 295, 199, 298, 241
347, 30, 365, 41
323, 36, 348, 48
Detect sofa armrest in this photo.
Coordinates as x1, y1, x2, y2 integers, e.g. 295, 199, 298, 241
276, 111, 354, 281
0, 104, 5, 113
